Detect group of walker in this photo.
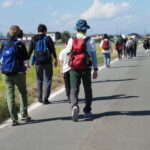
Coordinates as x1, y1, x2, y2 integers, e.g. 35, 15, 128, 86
99, 34, 138, 68
0, 19, 148, 126
0, 19, 98, 126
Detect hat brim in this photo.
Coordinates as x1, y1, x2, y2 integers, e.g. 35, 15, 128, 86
75, 25, 90, 30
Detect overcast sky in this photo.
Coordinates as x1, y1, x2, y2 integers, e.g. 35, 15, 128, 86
0, 0, 149, 35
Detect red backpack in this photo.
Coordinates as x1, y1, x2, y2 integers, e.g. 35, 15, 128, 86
102, 39, 109, 50
69, 37, 92, 70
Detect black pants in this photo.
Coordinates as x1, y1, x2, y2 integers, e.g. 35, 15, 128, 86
133, 48, 137, 57
70, 69, 92, 113
64, 71, 70, 100
127, 48, 134, 58
117, 49, 122, 60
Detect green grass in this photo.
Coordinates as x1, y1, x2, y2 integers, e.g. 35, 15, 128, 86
0, 46, 116, 123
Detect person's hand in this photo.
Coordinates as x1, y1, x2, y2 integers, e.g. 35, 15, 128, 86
59, 66, 64, 77
93, 70, 98, 79
54, 58, 58, 67
60, 71, 64, 77
25, 64, 30, 70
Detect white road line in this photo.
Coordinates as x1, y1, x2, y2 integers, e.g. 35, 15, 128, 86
0, 58, 118, 129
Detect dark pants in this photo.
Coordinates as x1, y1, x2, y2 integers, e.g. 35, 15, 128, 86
133, 48, 137, 57
127, 48, 134, 58
70, 69, 92, 113
117, 49, 123, 60
35, 63, 53, 101
64, 71, 70, 99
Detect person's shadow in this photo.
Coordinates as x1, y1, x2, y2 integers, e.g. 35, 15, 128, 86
22, 110, 150, 125
92, 78, 137, 84
21, 93, 140, 125
92, 110, 150, 119
51, 94, 139, 104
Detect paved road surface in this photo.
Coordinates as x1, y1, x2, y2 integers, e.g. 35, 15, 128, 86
0, 46, 150, 150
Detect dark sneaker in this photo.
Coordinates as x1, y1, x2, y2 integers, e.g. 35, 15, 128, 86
38, 100, 43, 103
11, 120, 19, 126
43, 100, 51, 104
38, 97, 43, 103
84, 112, 93, 120
72, 106, 79, 122
68, 98, 71, 103
21, 114, 31, 122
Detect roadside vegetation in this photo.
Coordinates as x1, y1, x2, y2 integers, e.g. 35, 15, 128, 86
0, 45, 117, 123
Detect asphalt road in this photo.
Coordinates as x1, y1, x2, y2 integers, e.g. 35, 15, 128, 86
0, 46, 150, 150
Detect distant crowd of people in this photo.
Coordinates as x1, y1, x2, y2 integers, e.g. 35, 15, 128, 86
99, 33, 138, 68
0, 19, 148, 126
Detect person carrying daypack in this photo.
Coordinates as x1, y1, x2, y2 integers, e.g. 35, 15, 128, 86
132, 39, 138, 57
115, 35, 124, 60
0, 25, 31, 126
126, 38, 134, 59
66, 19, 98, 122
143, 38, 150, 53
28, 24, 58, 104
100, 34, 113, 68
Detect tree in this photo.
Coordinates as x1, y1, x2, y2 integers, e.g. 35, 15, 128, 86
61, 31, 71, 43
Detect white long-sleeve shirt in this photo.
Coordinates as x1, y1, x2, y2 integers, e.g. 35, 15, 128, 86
59, 48, 71, 73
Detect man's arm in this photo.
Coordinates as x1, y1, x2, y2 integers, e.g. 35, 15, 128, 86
47, 36, 58, 67
28, 38, 35, 58
86, 38, 98, 79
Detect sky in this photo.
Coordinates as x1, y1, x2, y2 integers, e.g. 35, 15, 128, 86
0, 0, 150, 35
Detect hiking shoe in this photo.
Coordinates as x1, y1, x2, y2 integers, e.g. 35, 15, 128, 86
11, 120, 19, 126
21, 114, 31, 122
68, 98, 71, 103
38, 99, 43, 103
84, 112, 93, 119
72, 106, 79, 122
43, 100, 51, 104
38, 97, 43, 103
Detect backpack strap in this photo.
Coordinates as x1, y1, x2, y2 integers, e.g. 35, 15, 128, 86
34, 35, 48, 52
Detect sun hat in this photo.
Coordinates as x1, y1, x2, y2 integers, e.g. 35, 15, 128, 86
8, 25, 21, 36
75, 19, 90, 30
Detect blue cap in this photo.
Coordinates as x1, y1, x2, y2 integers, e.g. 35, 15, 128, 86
75, 19, 90, 30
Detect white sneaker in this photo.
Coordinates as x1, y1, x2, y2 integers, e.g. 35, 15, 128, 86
72, 106, 79, 122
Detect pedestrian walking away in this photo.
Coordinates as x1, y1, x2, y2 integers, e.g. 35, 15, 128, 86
143, 38, 150, 53
0, 25, 31, 126
100, 34, 113, 68
59, 39, 71, 103
132, 38, 138, 57
115, 35, 124, 60
126, 38, 134, 59
121, 34, 128, 58
66, 19, 98, 121
28, 24, 58, 104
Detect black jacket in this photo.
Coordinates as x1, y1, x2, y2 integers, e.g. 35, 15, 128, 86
28, 34, 57, 65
